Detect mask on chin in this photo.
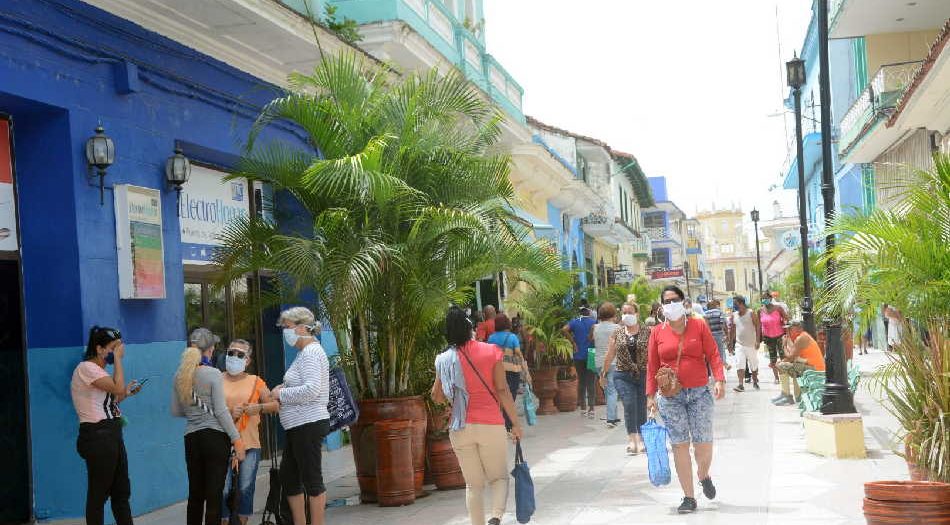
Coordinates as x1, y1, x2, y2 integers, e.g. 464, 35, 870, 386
662, 301, 687, 322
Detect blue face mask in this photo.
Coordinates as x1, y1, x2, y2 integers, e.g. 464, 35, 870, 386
105, 352, 115, 365
283, 328, 300, 347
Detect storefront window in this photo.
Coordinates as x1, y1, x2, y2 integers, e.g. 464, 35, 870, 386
184, 278, 257, 366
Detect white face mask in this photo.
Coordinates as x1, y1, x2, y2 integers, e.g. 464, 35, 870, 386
225, 355, 247, 376
283, 327, 300, 347
621, 314, 638, 326
662, 301, 687, 322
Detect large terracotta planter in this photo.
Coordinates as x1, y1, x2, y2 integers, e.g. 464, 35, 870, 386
427, 435, 465, 490
556, 370, 578, 412
905, 441, 932, 481
863, 481, 950, 524
532, 367, 559, 415
350, 396, 428, 503
374, 420, 415, 507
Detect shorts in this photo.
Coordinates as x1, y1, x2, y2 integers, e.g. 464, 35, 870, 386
763, 336, 783, 365
281, 419, 330, 497
777, 360, 812, 379
657, 386, 714, 445
736, 344, 759, 372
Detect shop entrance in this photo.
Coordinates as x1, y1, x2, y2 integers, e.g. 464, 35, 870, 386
0, 261, 29, 523
184, 274, 259, 371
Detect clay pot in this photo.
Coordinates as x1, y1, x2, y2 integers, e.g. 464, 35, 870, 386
556, 375, 578, 412
864, 481, 950, 524
374, 420, 415, 507
532, 367, 559, 415
905, 441, 932, 481
427, 435, 465, 490
350, 396, 428, 503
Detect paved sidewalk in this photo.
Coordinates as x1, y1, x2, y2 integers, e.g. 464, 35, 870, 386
69, 348, 904, 525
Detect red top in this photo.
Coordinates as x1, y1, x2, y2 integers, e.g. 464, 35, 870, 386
475, 318, 496, 342
459, 341, 504, 425
646, 318, 725, 396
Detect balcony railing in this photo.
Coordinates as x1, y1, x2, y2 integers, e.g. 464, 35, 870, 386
839, 61, 922, 153
632, 233, 651, 257
645, 226, 682, 245
327, 0, 524, 122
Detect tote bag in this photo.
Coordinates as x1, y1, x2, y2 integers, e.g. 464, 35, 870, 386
328, 367, 359, 432
523, 383, 538, 426
641, 418, 671, 486
511, 442, 536, 523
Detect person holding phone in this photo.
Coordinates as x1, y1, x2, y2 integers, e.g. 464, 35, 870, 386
219, 339, 278, 525
71, 326, 141, 525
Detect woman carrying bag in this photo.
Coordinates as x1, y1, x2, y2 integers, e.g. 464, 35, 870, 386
646, 286, 725, 514
432, 306, 523, 525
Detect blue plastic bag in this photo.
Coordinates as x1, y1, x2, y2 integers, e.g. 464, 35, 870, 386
511, 442, 535, 523
523, 383, 538, 426
641, 418, 671, 486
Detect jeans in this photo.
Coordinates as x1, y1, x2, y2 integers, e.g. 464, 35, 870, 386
708, 333, 727, 376
595, 365, 618, 421
449, 423, 509, 525
573, 359, 596, 410
184, 428, 232, 525
613, 371, 647, 435
503, 371, 521, 430
222, 448, 261, 518
76, 419, 133, 525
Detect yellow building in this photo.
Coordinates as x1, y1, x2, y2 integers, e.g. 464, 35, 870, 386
695, 208, 762, 302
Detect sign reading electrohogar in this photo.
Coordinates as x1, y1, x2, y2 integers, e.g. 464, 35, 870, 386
179, 165, 249, 264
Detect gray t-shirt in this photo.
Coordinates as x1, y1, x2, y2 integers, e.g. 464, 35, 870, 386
171, 364, 240, 442
593, 321, 619, 369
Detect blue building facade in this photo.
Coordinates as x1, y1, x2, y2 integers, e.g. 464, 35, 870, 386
0, 0, 329, 520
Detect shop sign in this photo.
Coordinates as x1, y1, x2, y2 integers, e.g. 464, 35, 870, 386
651, 268, 684, 280
115, 185, 165, 299
613, 270, 634, 283
179, 165, 249, 264
0, 120, 16, 252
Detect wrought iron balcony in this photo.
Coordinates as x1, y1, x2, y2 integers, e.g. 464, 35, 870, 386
632, 233, 651, 257
645, 226, 682, 245
839, 61, 922, 153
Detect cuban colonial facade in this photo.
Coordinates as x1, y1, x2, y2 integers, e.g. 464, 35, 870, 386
694, 207, 762, 302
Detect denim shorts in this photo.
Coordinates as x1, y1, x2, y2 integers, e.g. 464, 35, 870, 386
657, 385, 714, 445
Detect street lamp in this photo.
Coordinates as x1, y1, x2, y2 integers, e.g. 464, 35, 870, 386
787, 53, 816, 338
817, 0, 856, 415
750, 209, 764, 295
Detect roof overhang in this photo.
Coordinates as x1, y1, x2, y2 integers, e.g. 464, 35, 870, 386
887, 24, 950, 135
831, 0, 950, 39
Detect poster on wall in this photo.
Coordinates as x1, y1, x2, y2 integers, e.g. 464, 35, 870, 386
0, 119, 17, 252
115, 185, 165, 299
179, 165, 250, 264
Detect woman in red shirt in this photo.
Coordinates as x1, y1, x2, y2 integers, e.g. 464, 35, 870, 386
432, 307, 522, 525
646, 286, 725, 514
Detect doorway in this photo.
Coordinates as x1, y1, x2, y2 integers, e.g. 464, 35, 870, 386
184, 275, 258, 371
0, 259, 30, 523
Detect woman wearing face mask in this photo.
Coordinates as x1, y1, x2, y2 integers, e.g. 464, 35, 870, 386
173, 328, 246, 525
758, 294, 788, 384
646, 286, 726, 514
71, 326, 141, 525
219, 339, 278, 525
601, 303, 651, 455
271, 307, 330, 525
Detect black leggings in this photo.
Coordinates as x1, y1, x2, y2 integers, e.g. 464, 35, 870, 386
77, 419, 133, 525
184, 429, 231, 525
574, 359, 596, 409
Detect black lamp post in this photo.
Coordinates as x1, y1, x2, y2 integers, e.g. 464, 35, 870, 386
85, 125, 115, 205
751, 209, 764, 295
165, 147, 192, 204
817, 0, 856, 415
786, 53, 816, 337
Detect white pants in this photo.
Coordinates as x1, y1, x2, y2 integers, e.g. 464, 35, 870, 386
736, 344, 759, 372
449, 423, 509, 525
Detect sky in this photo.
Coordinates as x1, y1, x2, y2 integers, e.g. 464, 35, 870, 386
483, 0, 814, 222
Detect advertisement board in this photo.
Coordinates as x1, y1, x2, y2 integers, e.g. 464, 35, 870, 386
179, 165, 249, 264
651, 268, 684, 280
0, 119, 17, 252
115, 185, 165, 299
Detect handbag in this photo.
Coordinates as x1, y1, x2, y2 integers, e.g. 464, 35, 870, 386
655, 325, 685, 398
522, 383, 538, 426
586, 347, 597, 371
226, 464, 241, 525
641, 418, 671, 486
327, 367, 359, 433
511, 441, 536, 523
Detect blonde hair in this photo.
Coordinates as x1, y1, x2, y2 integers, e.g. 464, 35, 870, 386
174, 347, 202, 405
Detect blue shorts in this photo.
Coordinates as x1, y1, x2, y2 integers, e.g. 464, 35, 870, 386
657, 386, 714, 445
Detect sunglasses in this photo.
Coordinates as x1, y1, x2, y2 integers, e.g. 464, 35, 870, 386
97, 328, 122, 341
226, 349, 248, 359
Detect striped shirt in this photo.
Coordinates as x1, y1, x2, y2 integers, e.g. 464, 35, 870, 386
278, 342, 330, 430
704, 308, 726, 336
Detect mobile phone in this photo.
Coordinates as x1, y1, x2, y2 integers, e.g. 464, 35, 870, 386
131, 377, 149, 394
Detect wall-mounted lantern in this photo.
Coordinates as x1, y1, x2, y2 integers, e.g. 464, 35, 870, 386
85, 125, 115, 205
165, 147, 191, 204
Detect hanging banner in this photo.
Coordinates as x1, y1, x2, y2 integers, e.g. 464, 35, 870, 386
115, 185, 165, 299
0, 119, 17, 252
179, 165, 249, 264
651, 268, 684, 280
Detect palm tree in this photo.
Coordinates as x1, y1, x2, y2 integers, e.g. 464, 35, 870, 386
818, 153, 950, 322
213, 52, 565, 399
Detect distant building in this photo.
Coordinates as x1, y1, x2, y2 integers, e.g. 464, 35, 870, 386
695, 208, 760, 301
642, 177, 705, 298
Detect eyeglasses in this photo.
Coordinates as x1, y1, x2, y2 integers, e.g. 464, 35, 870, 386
227, 349, 248, 359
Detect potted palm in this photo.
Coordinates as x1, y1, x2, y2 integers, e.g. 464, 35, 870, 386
819, 154, 950, 518
214, 52, 565, 502
510, 288, 574, 415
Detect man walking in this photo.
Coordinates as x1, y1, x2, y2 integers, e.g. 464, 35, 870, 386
704, 300, 730, 372
563, 306, 597, 415
728, 296, 760, 392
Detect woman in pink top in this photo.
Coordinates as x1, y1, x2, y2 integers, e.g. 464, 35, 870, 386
758, 294, 788, 383
432, 307, 522, 525
70, 326, 142, 525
